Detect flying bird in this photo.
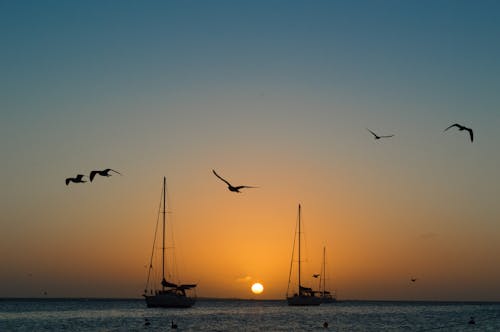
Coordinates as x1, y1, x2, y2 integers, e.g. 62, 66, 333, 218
212, 170, 257, 193
89, 168, 122, 182
410, 277, 418, 283
313, 274, 320, 278
65, 174, 87, 185
444, 123, 474, 142
367, 128, 394, 140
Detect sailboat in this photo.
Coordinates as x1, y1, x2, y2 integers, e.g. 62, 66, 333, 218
318, 246, 336, 303
143, 177, 197, 308
286, 204, 322, 306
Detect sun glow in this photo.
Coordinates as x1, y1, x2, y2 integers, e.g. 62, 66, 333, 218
251, 283, 264, 294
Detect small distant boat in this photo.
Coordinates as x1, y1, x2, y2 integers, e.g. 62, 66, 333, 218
318, 246, 336, 303
143, 177, 197, 308
286, 204, 322, 306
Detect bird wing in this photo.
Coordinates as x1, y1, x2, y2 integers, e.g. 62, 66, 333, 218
366, 128, 378, 138
65, 178, 71, 185
212, 170, 232, 186
235, 185, 258, 190
444, 123, 460, 131
89, 171, 98, 182
108, 169, 122, 175
466, 128, 474, 142
380, 134, 394, 138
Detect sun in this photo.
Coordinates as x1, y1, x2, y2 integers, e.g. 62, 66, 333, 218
251, 282, 264, 294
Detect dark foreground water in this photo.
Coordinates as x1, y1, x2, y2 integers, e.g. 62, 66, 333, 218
1, 298, 499, 331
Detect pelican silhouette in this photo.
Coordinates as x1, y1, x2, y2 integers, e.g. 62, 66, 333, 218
367, 128, 394, 140
212, 170, 257, 193
89, 168, 122, 182
65, 174, 87, 185
444, 123, 473, 142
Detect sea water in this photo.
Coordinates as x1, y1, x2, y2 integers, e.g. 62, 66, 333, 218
1, 299, 499, 331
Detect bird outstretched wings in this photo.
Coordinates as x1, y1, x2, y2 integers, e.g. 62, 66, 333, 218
367, 128, 394, 139
89, 168, 122, 182
444, 123, 473, 142
212, 169, 258, 193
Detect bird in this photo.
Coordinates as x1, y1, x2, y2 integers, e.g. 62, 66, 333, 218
468, 316, 475, 325
89, 168, 122, 182
313, 274, 320, 278
171, 320, 178, 329
410, 277, 418, 283
65, 174, 87, 185
144, 318, 151, 326
323, 321, 329, 328
366, 128, 394, 140
444, 123, 474, 142
212, 170, 257, 193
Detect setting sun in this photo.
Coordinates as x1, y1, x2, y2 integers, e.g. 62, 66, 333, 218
251, 283, 264, 295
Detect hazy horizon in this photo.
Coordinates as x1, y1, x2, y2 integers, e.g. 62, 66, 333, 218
1, 0, 500, 301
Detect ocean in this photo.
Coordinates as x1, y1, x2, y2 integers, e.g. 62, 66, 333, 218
1, 298, 499, 331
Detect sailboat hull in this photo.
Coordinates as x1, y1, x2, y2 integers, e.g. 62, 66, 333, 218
321, 295, 337, 304
144, 293, 196, 308
287, 295, 322, 306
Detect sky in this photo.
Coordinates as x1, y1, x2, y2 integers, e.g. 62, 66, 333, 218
1, 0, 500, 301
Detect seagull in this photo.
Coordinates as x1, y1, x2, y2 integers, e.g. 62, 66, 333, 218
313, 274, 320, 278
444, 123, 473, 142
367, 128, 394, 140
65, 174, 87, 185
212, 170, 257, 193
89, 168, 122, 182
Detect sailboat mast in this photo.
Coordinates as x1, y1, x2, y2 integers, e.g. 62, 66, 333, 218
322, 246, 326, 296
298, 204, 301, 290
162, 176, 166, 288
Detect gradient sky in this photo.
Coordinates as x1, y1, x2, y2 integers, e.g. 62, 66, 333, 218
1, 0, 500, 300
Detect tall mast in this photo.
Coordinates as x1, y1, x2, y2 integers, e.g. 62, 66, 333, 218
322, 246, 326, 296
298, 204, 301, 290
162, 176, 166, 288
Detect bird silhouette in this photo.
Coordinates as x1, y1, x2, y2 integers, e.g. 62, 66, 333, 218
65, 174, 87, 185
313, 274, 320, 278
212, 170, 257, 193
444, 123, 473, 142
410, 277, 418, 283
171, 320, 178, 329
367, 128, 394, 140
89, 168, 122, 182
